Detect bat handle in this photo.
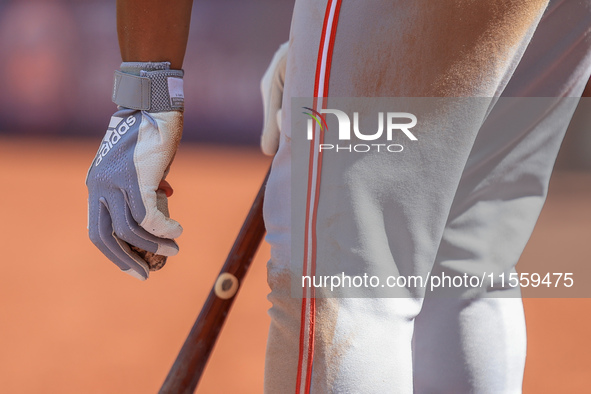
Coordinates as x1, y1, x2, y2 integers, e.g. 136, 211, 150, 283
159, 167, 270, 394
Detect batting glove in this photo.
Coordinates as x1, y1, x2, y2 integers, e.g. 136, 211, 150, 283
260, 42, 288, 155
86, 62, 185, 280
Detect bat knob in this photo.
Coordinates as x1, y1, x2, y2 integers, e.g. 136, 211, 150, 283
214, 272, 239, 299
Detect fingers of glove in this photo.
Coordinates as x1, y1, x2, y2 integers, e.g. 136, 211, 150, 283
89, 198, 150, 280
261, 108, 283, 156
261, 42, 289, 156
139, 188, 183, 239
110, 189, 180, 256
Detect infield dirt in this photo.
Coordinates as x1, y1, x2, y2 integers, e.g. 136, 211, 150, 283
0, 136, 588, 393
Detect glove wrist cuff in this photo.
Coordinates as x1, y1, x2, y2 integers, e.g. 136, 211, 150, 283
112, 62, 185, 112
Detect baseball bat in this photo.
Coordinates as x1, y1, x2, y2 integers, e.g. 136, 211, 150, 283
159, 167, 270, 394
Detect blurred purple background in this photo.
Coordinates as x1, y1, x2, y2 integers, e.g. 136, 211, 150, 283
0, 0, 588, 169
0, 0, 293, 144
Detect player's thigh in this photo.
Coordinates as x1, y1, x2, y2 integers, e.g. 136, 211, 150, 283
290, 0, 549, 97
413, 1, 591, 392
264, 0, 553, 392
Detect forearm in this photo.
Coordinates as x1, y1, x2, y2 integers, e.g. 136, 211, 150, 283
117, 0, 194, 69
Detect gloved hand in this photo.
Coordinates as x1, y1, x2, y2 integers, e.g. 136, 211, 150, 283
260, 42, 289, 155
86, 62, 185, 280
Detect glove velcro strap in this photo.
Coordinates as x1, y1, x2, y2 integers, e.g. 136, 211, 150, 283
112, 69, 185, 112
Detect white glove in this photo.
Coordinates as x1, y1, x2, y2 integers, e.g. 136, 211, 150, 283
260, 42, 289, 155
86, 62, 185, 280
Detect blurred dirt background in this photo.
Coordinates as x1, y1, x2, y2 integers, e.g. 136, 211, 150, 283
0, 136, 589, 393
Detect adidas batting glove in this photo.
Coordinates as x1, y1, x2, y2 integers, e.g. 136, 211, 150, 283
86, 62, 185, 280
